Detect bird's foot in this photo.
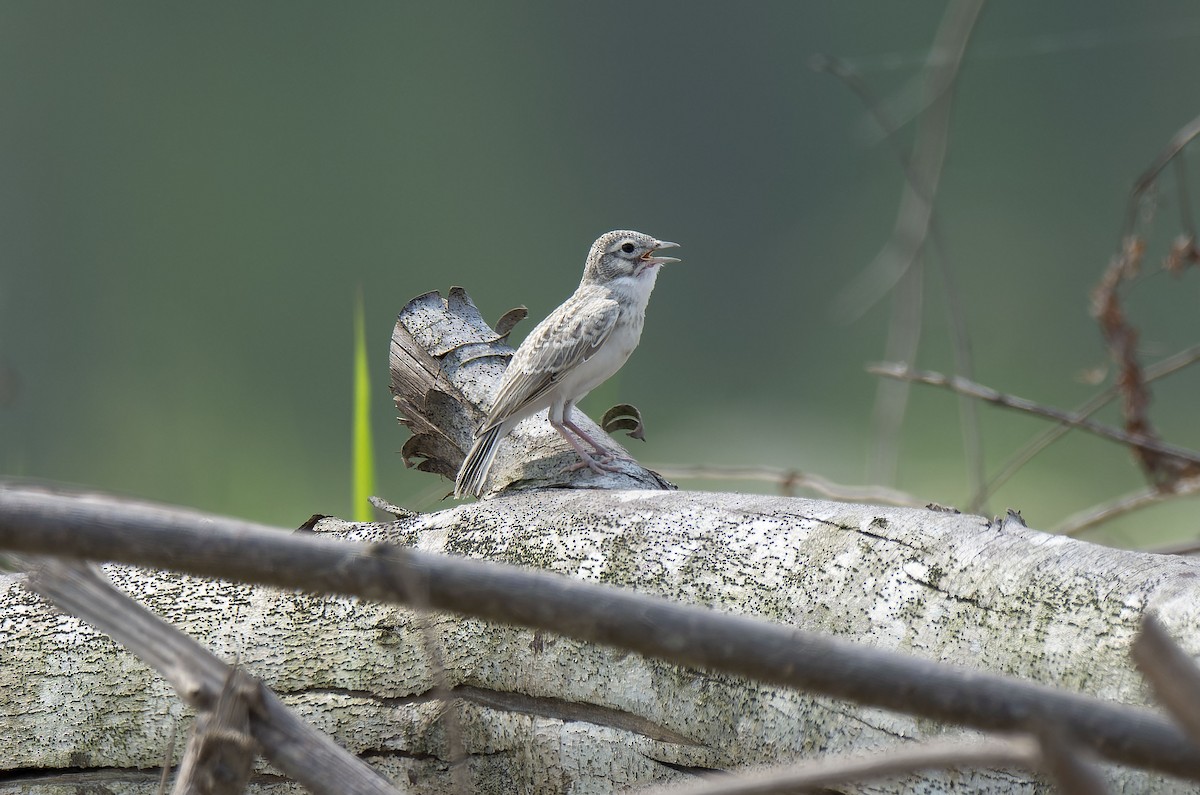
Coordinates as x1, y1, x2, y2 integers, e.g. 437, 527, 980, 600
566, 452, 625, 474
553, 418, 632, 474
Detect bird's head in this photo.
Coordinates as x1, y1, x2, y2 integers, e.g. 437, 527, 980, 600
584, 230, 680, 284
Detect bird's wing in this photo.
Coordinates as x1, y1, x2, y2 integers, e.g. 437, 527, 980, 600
481, 288, 620, 428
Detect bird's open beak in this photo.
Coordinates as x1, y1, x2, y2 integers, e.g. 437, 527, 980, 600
641, 240, 681, 265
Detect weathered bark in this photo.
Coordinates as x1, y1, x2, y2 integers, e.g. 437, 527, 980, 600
3, 289, 1200, 793
4, 491, 1200, 793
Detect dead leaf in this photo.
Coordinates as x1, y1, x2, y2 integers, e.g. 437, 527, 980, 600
495, 306, 528, 339
602, 404, 646, 441
401, 433, 460, 479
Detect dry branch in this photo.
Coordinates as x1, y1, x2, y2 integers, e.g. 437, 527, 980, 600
1126, 112, 1200, 237
874, 353, 1200, 534
870, 362, 1200, 469
969, 342, 1200, 511
653, 464, 924, 506
1033, 728, 1110, 795
1057, 478, 1200, 537
172, 668, 256, 795
634, 736, 1040, 795
1133, 613, 1200, 747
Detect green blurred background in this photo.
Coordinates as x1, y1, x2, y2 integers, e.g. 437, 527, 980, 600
4, 3, 1200, 547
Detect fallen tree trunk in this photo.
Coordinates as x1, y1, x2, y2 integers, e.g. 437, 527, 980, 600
3, 289, 1200, 793
2, 487, 1200, 793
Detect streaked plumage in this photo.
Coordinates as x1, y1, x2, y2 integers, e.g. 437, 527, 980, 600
454, 230, 679, 498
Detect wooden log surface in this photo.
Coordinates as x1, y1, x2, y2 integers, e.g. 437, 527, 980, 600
3, 288, 1200, 793
3, 489, 1200, 793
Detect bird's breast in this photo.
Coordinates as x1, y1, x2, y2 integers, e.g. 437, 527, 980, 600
555, 312, 644, 400
605, 311, 644, 360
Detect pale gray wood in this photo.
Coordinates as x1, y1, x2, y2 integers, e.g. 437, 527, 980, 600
3, 488, 1200, 793
21, 559, 400, 795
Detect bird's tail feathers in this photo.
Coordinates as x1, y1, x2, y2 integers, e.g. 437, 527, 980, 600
454, 424, 503, 499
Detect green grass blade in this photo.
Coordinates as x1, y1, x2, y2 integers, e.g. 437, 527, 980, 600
352, 288, 377, 521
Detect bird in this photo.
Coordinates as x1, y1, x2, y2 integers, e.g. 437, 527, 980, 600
454, 230, 680, 498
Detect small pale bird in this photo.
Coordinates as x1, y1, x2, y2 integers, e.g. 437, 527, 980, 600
454, 230, 680, 498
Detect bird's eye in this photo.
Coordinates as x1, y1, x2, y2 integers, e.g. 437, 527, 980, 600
620, 242, 636, 254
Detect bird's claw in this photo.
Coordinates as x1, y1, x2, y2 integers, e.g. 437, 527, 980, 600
567, 452, 626, 474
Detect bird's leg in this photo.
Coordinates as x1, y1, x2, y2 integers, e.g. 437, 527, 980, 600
562, 415, 634, 463
549, 417, 623, 474
562, 416, 612, 457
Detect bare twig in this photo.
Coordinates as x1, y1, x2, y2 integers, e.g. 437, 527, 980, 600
1035, 727, 1111, 795
4, 485, 1200, 780
156, 724, 177, 795
1171, 154, 1198, 246
830, 0, 985, 320
873, 261, 925, 486
1132, 612, 1200, 747
969, 343, 1200, 511
1144, 537, 1200, 556
1062, 113, 1200, 513
173, 668, 256, 795
25, 557, 402, 795
630, 736, 1038, 795
824, 1, 986, 494
1056, 478, 1200, 537
1125, 113, 1200, 238
810, 55, 927, 490
653, 464, 925, 507
869, 362, 1200, 470
969, 389, 1107, 513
